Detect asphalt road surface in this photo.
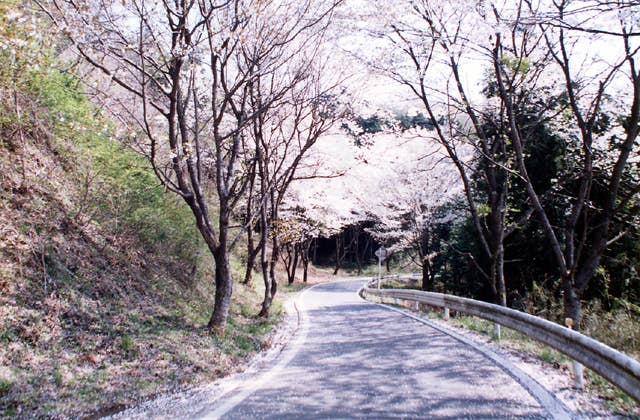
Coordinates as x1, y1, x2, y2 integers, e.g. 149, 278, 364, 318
198, 279, 569, 419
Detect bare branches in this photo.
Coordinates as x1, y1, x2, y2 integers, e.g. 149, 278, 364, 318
35, 0, 345, 329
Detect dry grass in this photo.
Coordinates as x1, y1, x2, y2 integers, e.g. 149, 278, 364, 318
0, 95, 289, 418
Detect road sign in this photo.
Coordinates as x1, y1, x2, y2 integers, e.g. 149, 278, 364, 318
375, 247, 388, 290
375, 247, 388, 261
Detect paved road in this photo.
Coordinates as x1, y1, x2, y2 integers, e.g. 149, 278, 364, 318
199, 279, 563, 419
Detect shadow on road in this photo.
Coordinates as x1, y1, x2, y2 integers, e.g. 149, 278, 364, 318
219, 280, 547, 419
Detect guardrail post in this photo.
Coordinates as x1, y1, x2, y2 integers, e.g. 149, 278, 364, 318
414, 301, 419, 311
444, 307, 450, 320
565, 318, 585, 389
493, 324, 501, 341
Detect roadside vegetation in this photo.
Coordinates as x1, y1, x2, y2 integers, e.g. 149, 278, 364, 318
373, 282, 639, 415
379, 276, 639, 364
446, 314, 640, 415
0, 4, 290, 417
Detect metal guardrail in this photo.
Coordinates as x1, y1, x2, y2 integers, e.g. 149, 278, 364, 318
361, 276, 640, 402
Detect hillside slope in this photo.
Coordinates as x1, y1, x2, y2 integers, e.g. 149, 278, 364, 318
0, 65, 279, 418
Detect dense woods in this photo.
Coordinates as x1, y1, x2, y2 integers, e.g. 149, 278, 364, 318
1, 0, 640, 416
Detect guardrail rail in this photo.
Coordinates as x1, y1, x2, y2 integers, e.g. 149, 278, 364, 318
361, 276, 640, 402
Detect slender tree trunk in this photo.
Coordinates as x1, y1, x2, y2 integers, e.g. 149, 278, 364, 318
354, 228, 362, 274
243, 228, 260, 285
268, 192, 279, 300
258, 247, 271, 317
562, 274, 582, 328
421, 259, 433, 291
283, 243, 298, 285
301, 239, 311, 283
258, 200, 271, 317
566, 227, 610, 330
282, 243, 292, 284
488, 248, 507, 307
244, 249, 259, 285
289, 244, 300, 285
207, 244, 232, 333
243, 161, 258, 285
258, 239, 271, 316
333, 234, 342, 275
269, 237, 279, 297
429, 261, 436, 291
496, 244, 506, 306
302, 257, 309, 283
420, 230, 432, 291
312, 238, 317, 264
183, 197, 231, 334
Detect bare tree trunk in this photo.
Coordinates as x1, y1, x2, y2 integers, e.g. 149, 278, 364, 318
496, 244, 506, 306
312, 238, 317, 264
419, 229, 433, 291
243, 162, 258, 285
258, 211, 271, 317
244, 248, 260, 285
562, 274, 582, 327
268, 190, 279, 301
301, 240, 311, 283
488, 249, 507, 307
353, 226, 362, 274
421, 260, 434, 291
289, 243, 300, 285
303, 261, 309, 282
333, 233, 343, 275
243, 229, 257, 285
207, 233, 232, 333
282, 243, 298, 285
269, 235, 279, 298
283, 243, 293, 284
300, 238, 312, 283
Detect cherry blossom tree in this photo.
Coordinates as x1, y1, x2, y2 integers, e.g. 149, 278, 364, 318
37, 0, 343, 332
492, 0, 640, 329
250, 74, 345, 316
363, 0, 537, 306
363, 138, 463, 290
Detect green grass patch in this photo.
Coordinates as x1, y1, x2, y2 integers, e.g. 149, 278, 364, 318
380, 280, 420, 290
30, 68, 204, 269
120, 335, 135, 354
53, 366, 63, 387
0, 377, 13, 397
586, 370, 639, 415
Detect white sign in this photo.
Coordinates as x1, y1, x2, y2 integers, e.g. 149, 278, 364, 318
375, 247, 388, 261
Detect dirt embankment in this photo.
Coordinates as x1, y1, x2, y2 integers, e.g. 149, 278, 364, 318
0, 85, 290, 418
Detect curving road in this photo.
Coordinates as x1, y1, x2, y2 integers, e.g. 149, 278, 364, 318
195, 279, 570, 419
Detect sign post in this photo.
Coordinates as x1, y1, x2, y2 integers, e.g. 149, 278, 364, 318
375, 247, 388, 289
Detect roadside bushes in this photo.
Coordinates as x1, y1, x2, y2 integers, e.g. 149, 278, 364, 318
31, 69, 203, 273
